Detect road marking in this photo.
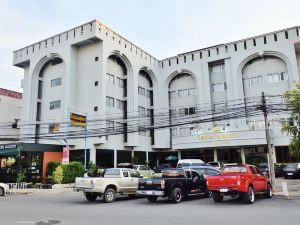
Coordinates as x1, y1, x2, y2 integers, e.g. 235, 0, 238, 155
17, 221, 36, 224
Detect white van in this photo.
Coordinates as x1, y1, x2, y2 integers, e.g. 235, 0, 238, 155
177, 159, 205, 168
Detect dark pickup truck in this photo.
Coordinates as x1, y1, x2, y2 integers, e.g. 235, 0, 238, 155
136, 168, 210, 203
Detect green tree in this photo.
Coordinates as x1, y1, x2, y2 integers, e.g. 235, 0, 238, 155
282, 83, 300, 158
53, 166, 64, 184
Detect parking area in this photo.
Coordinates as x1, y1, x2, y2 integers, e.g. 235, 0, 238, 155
1, 191, 300, 225
274, 178, 300, 197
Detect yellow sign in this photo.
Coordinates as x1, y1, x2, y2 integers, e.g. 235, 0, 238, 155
197, 132, 240, 141
70, 112, 87, 127
210, 141, 231, 146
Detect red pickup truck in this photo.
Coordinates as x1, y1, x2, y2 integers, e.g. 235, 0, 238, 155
207, 164, 272, 204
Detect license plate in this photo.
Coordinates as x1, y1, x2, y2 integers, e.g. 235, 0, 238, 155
220, 188, 228, 193
287, 173, 293, 176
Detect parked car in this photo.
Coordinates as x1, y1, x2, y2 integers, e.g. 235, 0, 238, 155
136, 168, 211, 203
133, 165, 154, 177
207, 164, 272, 204
154, 163, 172, 173
74, 168, 141, 203
176, 159, 205, 168
207, 161, 224, 170
257, 163, 284, 177
283, 163, 300, 179
0, 183, 9, 196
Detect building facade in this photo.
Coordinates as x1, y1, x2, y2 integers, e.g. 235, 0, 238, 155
13, 20, 300, 167
0, 88, 22, 144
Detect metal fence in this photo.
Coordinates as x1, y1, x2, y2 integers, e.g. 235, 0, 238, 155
6, 182, 28, 194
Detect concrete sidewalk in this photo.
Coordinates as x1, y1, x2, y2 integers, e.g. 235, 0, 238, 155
273, 178, 300, 198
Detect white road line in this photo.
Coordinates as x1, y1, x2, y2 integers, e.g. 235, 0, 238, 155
16, 221, 36, 224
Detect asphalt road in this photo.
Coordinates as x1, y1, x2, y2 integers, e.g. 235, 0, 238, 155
1, 192, 299, 225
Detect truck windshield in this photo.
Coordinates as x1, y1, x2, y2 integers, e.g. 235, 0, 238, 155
223, 166, 247, 173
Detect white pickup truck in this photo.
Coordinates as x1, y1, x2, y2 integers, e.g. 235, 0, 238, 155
74, 168, 141, 203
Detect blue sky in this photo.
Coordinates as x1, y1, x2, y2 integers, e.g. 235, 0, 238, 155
1, 0, 300, 92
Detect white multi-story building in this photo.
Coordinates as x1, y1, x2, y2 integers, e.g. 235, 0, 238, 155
0, 88, 22, 145
13, 20, 300, 167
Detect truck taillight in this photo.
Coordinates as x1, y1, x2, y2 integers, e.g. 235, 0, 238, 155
161, 180, 165, 189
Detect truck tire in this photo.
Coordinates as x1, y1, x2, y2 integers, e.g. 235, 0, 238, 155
147, 196, 158, 202
204, 188, 212, 198
170, 187, 183, 203
212, 192, 223, 202
0, 187, 5, 196
264, 183, 272, 198
104, 188, 116, 203
85, 193, 97, 202
244, 186, 255, 204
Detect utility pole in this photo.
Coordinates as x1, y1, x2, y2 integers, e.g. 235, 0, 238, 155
258, 92, 276, 187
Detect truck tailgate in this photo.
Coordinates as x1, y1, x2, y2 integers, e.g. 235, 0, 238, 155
75, 177, 94, 189
208, 175, 240, 188
138, 178, 162, 191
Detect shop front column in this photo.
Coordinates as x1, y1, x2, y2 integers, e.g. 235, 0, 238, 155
89, 145, 96, 164
178, 151, 182, 160
241, 148, 246, 164
146, 151, 149, 161
114, 149, 117, 168
213, 149, 218, 162
272, 145, 277, 163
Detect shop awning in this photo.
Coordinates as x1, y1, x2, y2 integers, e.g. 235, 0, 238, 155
0, 149, 19, 156
0, 143, 63, 157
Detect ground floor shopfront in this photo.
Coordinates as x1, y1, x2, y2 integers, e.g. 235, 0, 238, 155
81, 144, 298, 169
0, 143, 62, 183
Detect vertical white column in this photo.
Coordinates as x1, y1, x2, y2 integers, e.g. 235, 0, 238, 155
241, 148, 246, 164
178, 150, 182, 160
213, 149, 218, 162
114, 149, 117, 168
146, 151, 149, 161
272, 146, 277, 164
89, 145, 96, 164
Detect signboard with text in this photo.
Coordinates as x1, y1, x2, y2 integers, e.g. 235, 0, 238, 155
70, 112, 86, 127
62, 147, 69, 164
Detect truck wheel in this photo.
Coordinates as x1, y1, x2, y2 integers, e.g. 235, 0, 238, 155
204, 188, 212, 198
212, 192, 223, 203
104, 188, 116, 203
85, 193, 97, 202
147, 196, 158, 202
264, 183, 272, 198
0, 187, 5, 196
244, 186, 255, 204
171, 187, 183, 203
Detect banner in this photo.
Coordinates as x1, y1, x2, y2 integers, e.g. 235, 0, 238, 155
70, 112, 86, 127
62, 147, 69, 164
